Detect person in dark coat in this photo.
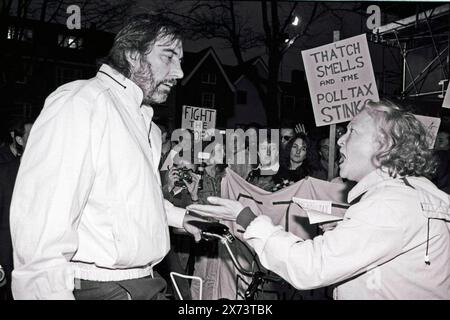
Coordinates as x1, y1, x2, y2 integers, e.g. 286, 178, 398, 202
0, 119, 33, 164
433, 130, 450, 193
0, 119, 34, 300
0, 159, 20, 300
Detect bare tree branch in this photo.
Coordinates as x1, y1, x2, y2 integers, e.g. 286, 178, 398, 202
261, 0, 271, 45
46, 0, 67, 23
150, 0, 362, 125
280, 3, 298, 36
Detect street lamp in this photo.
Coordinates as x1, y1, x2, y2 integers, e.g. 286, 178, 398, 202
282, 15, 301, 52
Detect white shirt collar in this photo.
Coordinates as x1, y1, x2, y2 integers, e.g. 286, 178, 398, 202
97, 64, 144, 112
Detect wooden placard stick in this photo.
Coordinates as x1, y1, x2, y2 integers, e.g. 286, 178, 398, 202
327, 30, 340, 181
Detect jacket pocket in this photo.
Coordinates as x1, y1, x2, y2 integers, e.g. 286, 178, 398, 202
110, 203, 137, 268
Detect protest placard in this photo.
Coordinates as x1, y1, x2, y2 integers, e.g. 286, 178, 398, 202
414, 114, 441, 149
181, 105, 217, 140
302, 34, 379, 127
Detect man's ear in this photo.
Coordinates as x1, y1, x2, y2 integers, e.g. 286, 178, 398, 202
125, 50, 141, 69
15, 135, 24, 147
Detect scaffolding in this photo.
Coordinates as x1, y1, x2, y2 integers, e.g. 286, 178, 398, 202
369, 4, 450, 101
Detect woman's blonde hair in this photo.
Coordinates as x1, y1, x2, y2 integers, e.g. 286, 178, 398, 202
365, 99, 437, 179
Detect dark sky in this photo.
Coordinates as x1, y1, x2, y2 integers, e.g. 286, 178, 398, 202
136, 1, 446, 81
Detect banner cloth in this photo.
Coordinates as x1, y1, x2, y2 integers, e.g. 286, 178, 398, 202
193, 168, 350, 300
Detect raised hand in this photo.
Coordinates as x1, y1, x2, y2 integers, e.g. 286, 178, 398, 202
294, 123, 307, 136
166, 166, 179, 192
184, 173, 200, 201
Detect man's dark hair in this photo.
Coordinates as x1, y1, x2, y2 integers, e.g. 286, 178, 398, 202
8, 118, 34, 141
106, 13, 183, 78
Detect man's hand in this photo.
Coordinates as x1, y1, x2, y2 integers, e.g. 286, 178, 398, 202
184, 173, 200, 201
182, 214, 207, 242
166, 167, 178, 192
187, 196, 244, 221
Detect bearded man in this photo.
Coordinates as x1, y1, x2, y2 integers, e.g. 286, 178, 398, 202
9, 14, 202, 300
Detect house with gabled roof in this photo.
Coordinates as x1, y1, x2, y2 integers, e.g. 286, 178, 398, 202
174, 46, 235, 129
223, 56, 269, 128
224, 56, 310, 128
176, 47, 270, 130
278, 70, 313, 126
177, 47, 310, 129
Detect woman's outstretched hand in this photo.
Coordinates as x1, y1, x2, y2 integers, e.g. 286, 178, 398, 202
187, 196, 244, 221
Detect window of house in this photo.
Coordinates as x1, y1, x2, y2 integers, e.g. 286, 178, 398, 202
236, 90, 247, 104
7, 26, 14, 39
201, 92, 215, 108
201, 72, 217, 84
7, 26, 33, 42
58, 34, 83, 49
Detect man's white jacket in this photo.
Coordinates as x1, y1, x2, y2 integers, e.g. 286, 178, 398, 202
10, 65, 186, 299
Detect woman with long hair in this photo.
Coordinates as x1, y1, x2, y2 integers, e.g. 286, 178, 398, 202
275, 133, 314, 184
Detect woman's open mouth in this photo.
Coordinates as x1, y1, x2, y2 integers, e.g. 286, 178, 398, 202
339, 153, 346, 165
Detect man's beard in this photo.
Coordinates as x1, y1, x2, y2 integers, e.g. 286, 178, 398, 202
130, 60, 174, 105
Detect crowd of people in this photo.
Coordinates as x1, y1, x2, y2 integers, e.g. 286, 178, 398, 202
153, 111, 450, 299
188, 100, 450, 299
0, 13, 449, 300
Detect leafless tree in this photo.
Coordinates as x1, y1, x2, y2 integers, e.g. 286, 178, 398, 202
2, 0, 133, 30
154, 0, 355, 125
